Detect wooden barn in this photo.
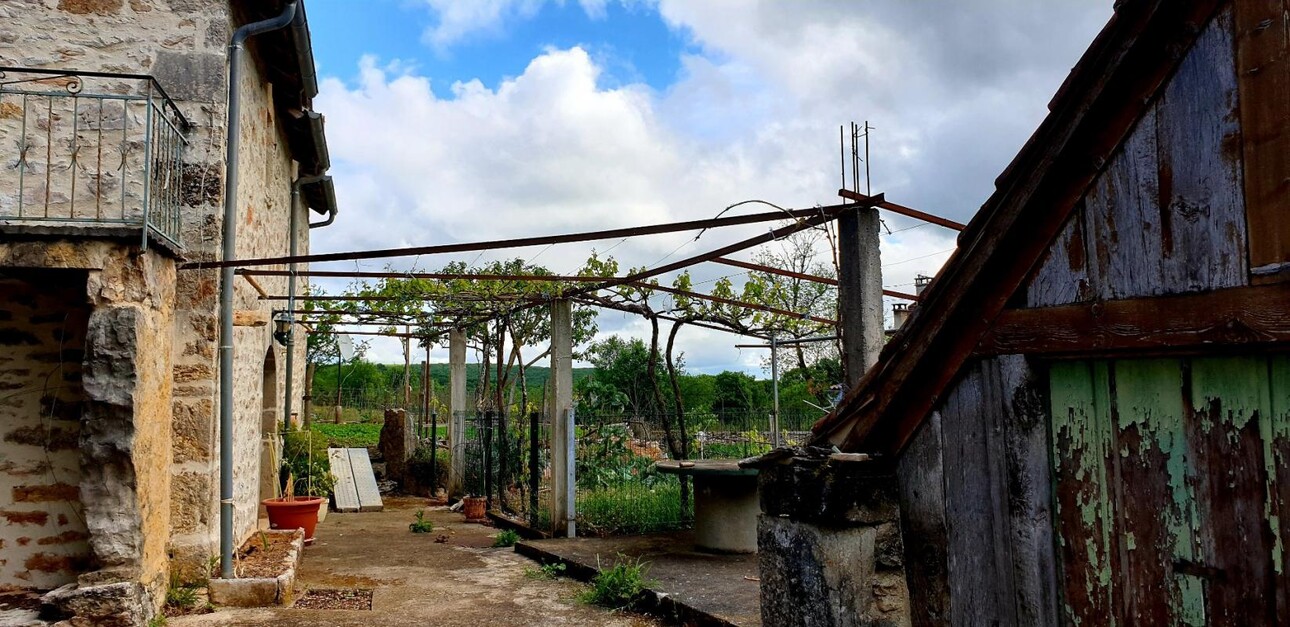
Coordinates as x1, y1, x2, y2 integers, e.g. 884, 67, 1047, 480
807, 0, 1288, 624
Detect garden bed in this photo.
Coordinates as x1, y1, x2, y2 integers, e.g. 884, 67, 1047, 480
293, 588, 373, 610
208, 529, 304, 607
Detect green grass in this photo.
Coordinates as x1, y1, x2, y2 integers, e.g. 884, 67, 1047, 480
579, 554, 653, 609
576, 479, 687, 536
310, 423, 383, 449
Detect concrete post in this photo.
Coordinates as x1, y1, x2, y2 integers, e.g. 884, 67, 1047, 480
755, 456, 910, 626
838, 206, 884, 388
548, 299, 575, 536
448, 328, 467, 498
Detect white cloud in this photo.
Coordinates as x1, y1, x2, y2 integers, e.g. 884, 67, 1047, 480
315, 1, 1112, 369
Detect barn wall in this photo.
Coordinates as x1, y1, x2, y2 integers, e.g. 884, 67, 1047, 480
1049, 355, 1288, 624
896, 355, 1058, 626
1025, 6, 1247, 308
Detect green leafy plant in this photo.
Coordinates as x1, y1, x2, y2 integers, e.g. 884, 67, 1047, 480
282, 429, 336, 498
409, 509, 434, 533
164, 584, 198, 611
579, 554, 653, 609
524, 561, 567, 580
147, 615, 168, 627
492, 529, 520, 548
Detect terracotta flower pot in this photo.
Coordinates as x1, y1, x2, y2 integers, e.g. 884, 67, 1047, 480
462, 496, 487, 522
263, 496, 325, 542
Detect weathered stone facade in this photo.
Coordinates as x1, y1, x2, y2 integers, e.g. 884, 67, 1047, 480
0, 0, 323, 623
0, 240, 177, 625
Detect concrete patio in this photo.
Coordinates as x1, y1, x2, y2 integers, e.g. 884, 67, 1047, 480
517, 531, 761, 626
171, 497, 659, 627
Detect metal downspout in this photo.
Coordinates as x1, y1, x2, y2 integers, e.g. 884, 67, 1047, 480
219, 1, 298, 579
283, 174, 327, 435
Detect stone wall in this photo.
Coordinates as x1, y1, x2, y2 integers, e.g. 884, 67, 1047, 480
0, 239, 177, 624
0, 0, 315, 592
0, 270, 92, 590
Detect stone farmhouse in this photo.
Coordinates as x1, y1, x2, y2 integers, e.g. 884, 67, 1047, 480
0, 0, 335, 623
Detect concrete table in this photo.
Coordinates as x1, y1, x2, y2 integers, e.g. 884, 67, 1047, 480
656, 459, 760, 554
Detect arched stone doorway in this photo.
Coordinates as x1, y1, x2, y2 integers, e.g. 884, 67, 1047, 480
259, 345, 280, 520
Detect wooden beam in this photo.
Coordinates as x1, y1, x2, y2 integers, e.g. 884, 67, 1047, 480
976, 283, 1290, 356
233, 310, 269, 327
1234, 0, 1290, 277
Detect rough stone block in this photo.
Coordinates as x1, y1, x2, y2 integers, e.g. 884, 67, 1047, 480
41, 580, 149, 627
152, 51, 224, 102
169, 472, 211, 534
758, 457, 900, 525
759, 516, 907, 627
56, 0, 124, 16
379, 409, 414, 482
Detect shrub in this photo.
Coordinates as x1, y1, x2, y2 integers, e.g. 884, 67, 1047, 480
492, 529, 520, 548
282, 429, 336, 498
580, 554, 653, 609
409, 509, 433, 533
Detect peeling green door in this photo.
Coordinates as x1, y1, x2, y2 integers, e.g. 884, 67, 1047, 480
1049, 356, 1288, 625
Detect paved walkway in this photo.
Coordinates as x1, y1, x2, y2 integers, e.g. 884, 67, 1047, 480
172, 497, 658, 627
519, 532, 761, 626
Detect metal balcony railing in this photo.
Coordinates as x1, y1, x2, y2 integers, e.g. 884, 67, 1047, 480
0, 67, 191, 250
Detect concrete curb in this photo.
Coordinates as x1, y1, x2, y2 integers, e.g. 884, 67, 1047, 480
514, 541, 742, 627
208, 529, 305, 608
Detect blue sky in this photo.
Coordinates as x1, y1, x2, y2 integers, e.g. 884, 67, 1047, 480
308, 0, 691, 96
303, 1, 1113, 372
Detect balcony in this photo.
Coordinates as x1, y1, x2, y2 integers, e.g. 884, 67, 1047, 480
0, 68, 190, 252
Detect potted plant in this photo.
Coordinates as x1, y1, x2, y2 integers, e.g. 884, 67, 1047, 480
263, 430, 336, 543
461, 494, 487, 522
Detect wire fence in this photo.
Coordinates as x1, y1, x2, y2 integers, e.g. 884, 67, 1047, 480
459, 408, 819, 537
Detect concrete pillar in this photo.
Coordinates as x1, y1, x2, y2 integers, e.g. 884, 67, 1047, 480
838, 206, 884, 388
548, 299, 575, 537
448, 328, 467, 498
755, 455, 910, 626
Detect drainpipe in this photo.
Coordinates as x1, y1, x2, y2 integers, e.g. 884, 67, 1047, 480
307, 175, 337, 229
219, 1, 298, 580
283, 174, 327, 436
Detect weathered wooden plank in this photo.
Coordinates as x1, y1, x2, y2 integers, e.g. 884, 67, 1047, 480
897, 412, 950, 627
940, 363, 1015, 625
349, 447, 384, 512
1188, 357, 1278, 624
1025, 207, 1092, 307
824, 0, 1229, 455
328, 448, 359, 513
1235, 0, 1290, 275
1083, 105, 1163, 299
977, 281, 1290, 357
1107, 359, 1204, 625
1049, 361, 1117, 624
1155, 6, 1249, 292
994, 355, 1060, 626
1269, 354, 1290, 619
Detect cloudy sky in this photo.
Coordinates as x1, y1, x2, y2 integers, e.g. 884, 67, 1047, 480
303, 0, 1112, 372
